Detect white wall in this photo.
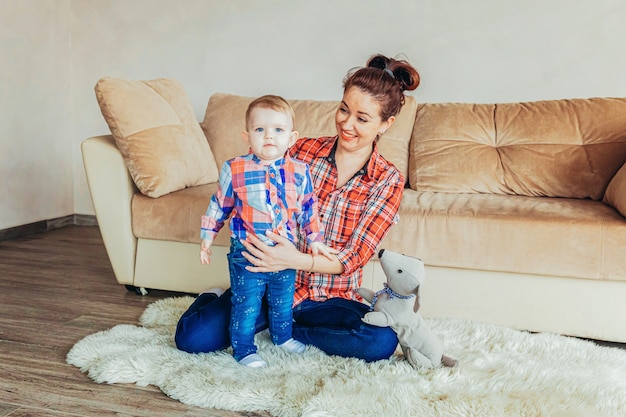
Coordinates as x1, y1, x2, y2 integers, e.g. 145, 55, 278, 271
1, 0, 73, 228
1, 0, 626, 229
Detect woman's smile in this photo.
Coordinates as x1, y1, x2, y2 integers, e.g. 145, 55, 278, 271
340, 130, 357, 141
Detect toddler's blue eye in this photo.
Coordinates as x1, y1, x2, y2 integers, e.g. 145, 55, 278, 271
255, 127, 264, 133
276, 128, 284, 133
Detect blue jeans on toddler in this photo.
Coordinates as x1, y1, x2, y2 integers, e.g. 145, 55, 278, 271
228, 238, 296, 361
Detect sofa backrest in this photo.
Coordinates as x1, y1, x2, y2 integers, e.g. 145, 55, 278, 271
409, 98, 626, 200
201, 93, 418, 181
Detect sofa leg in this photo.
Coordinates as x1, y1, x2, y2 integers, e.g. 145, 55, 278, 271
125, 285, 149, 296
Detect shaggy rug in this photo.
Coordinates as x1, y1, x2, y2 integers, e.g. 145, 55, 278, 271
67, 296, 626, 417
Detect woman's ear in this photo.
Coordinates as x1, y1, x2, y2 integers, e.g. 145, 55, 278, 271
380, 116, 396, 135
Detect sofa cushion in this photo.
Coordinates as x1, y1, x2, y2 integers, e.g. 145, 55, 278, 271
604, 163, 626, 217
381, 189, 626, 281
131, 183, 230, 246
409, 98, 626, 200
201, 93, 417, 181
95, 77, 219, 198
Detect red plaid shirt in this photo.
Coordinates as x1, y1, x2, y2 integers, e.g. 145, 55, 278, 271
289, 136, 404, 305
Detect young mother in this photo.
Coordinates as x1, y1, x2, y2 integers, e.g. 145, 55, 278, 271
175, 54, 420, 362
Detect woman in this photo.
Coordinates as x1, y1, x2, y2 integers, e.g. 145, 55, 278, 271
175, 54, 420, 362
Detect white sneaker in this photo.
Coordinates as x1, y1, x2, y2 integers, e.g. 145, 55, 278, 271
278, 338, 306, 354
239, 353, 267, 368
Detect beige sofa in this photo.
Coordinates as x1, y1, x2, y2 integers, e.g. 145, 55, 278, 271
82, 77, 626, 342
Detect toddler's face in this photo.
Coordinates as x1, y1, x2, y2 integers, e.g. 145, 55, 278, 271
243, 107, 297, 163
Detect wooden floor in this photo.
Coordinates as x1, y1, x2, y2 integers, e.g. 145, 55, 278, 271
0, 225, 271, 417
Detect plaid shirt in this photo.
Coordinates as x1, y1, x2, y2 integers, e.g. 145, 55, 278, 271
289, 136, 404, 305
201, 153, 323, 246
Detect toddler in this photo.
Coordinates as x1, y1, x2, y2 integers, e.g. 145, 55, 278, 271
200, 95, 335, 368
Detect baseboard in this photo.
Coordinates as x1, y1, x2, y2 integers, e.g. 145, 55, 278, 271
0, 214, 98, 242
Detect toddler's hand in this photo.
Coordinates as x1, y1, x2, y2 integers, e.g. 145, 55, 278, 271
200, 239, 213, 265
310, 242, 339, 261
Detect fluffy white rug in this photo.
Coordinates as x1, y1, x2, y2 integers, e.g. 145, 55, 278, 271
67, 296, 626, 417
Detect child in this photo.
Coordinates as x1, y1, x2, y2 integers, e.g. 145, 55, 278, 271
200, 95, 336, 368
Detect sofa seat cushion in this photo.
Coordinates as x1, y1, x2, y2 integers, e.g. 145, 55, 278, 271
382, 189, 626, 281
409, 98, 626, 200
201, 93, 418, 182
131, 183, 230, 246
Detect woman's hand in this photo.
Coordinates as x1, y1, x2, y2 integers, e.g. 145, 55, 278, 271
241, 231, 301, 273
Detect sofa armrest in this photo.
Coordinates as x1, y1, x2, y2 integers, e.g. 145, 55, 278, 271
81, 135, 137, 285
603, 163, 626, 218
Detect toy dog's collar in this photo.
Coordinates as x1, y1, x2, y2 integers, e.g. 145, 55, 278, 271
369, 283, 416, 310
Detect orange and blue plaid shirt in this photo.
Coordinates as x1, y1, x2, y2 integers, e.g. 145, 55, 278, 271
201, 153, 323, 246
289, 136, 404, 305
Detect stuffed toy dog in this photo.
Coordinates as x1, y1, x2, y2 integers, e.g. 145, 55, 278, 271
358, 249, 458, 369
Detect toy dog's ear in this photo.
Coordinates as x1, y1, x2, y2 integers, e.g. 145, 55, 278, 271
413, 286, 421, 313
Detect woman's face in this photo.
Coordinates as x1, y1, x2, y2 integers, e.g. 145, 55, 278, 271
335, 86, 395, 153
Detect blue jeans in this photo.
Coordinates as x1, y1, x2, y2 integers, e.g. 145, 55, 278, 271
228, 238, 295, 361
175, 287, 399, 362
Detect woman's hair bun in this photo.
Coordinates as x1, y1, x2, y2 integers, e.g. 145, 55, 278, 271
366, 54, 420, 92
367, 55, 390, 71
